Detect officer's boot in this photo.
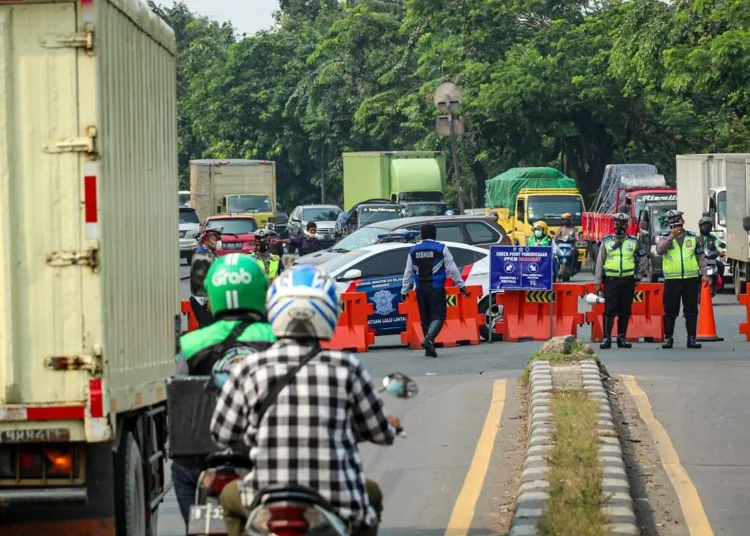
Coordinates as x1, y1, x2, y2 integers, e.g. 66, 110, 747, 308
662, 317, 675, 349
686, 316, 702, 349
600, 317, 613, 349
616, 315, 632, 348
422, 320, 443, 358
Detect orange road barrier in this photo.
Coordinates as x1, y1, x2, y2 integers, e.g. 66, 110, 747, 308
181, 300, 198, 334
696, 282, 723, 342
321, 292, 376, 353
585, 282, 665, 342
491, 284, 586, 341
740, 292, 750, 341
399, 285, 483, 350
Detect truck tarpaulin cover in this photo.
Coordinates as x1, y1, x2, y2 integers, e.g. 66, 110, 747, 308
484, 167, 576, 214
595, 164, 667, 213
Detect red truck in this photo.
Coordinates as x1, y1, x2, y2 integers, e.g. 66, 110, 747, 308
582, 164, 676, 267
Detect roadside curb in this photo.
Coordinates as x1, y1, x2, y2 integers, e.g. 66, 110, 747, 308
509, 357, 639, 536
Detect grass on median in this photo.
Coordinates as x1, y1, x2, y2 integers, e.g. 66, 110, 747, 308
538, 390, 605, 536
521, 339, 599, 382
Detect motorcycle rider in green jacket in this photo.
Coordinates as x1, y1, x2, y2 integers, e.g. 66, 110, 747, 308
171, 253, 277, 529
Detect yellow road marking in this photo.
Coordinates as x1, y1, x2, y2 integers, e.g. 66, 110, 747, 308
444, 379, 507, 536
622, 375, 714, 536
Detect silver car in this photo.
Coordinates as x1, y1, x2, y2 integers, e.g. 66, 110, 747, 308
179, 207, 200, 263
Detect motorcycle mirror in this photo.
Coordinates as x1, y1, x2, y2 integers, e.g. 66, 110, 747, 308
380, 373, 418, 399
585, 293, 605, 305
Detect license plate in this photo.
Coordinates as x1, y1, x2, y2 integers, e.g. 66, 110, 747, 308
0, 428, 70, 444
223, 243, 242, 250
187, 504, 227, 535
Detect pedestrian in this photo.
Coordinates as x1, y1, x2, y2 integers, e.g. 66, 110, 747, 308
401, 224, 469, 358
277, 221, 324, 256
190, 228, 223, 328
252, 228, 284, 283
656, 210, 710, 349
593, 213, 648, 349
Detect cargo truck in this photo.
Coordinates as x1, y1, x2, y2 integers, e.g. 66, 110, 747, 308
483, 167, 586, 264
190, 159, 277, 228
684, 155, 750, 299
0, 1, 178, 534
582, 164, 676, 271
342, 151, 446, 211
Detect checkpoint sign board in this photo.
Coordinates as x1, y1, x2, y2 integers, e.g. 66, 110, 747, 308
489, 246, 554, 292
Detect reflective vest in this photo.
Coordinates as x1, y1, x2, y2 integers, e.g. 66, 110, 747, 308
254, 254, 280, 280
662, 233, 700, 279
602, 236, 638, 277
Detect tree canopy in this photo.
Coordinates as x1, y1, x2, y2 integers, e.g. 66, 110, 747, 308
150, 0, 750, 208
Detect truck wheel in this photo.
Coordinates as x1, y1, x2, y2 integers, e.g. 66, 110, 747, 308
479, 295, 503, 342
115, 432, 147, 536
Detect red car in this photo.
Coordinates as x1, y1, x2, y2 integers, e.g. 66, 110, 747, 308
201, 215, 258, 256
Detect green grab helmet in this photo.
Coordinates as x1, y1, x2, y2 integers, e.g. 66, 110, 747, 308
205, 253, 269, 316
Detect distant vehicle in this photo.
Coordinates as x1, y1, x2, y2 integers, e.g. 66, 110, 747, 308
180, 207, 201, 263
179, 189, 191, 207
308, 215, 510, 265
336, 199, 404, 235
201, 215, 258, 257
400, 201, 453, 217
275, 203, 289, 237
314, 241, 500, 341
288, 204, 343, 246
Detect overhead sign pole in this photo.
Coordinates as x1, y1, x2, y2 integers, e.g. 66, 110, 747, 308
434, 82, 465, 213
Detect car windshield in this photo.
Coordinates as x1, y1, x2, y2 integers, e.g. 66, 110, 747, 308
398, 191, 443, 202
333, 226, 390, 251
650, 206, 673, 234
358, 207, 402, 226
205, 219, 258, 234
317, 249, 367, 273
403, 203, 450, 216
179, 209, 199, 224
303, 207, 342, 222
227, 195, 272, 213
527, 196, 583, 226
717, 190, 727, 227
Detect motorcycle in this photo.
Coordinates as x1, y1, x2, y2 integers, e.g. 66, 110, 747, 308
703, 239, 726, 298
555, 236, 579, 282
243, 372, 417, 536
186, 372, 418, 536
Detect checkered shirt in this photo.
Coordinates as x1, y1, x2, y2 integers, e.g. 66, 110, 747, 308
210, 340, 396, 527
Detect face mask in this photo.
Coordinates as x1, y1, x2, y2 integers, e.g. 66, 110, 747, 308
534, 230, 543, 238
614, 227, 625, 236
258, 242, 268, 252
215, 240, 222, 249
700, 225, 711, 235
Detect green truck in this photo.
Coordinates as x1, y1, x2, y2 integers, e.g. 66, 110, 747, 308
342, 151, 447, 210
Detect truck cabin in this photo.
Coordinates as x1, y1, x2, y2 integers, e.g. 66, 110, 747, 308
391, 190, 444, 204
618, 190, 676, 220
637, 202, 675, 241
518, 193, 584, 229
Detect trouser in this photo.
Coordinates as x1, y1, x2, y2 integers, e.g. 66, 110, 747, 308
663, 278, 700, 337
602, 276, 636, 338
416, 287, 448, 341
190, 296, 215, 328
220, 478, 384, 536
171, 461, 201, 529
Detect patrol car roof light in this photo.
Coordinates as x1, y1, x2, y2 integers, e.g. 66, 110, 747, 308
376, 230, 420, 243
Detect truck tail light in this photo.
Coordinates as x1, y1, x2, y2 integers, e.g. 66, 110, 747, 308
0, 443, 81, 481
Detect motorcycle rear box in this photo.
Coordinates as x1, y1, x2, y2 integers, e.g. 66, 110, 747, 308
166, 376, 220, 457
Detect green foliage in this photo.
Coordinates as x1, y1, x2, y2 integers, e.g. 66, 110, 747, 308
150, 0, 750, 208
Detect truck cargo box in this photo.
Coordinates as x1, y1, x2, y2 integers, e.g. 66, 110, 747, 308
0, 0, 178, 442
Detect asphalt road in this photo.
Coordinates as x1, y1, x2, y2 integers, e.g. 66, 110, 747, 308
164, 263, 750, 536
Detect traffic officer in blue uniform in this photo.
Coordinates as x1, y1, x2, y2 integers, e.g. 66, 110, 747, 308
401, 224, 469, 358
656, 210, 709, 349
593, 213, 648, 349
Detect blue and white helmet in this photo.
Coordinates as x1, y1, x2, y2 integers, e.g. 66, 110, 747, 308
266, 265, 341, 340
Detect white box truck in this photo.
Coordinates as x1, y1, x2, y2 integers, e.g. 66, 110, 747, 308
0, 0, 178, 534
189, 159, 277, 228
721, 157, 750, 299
